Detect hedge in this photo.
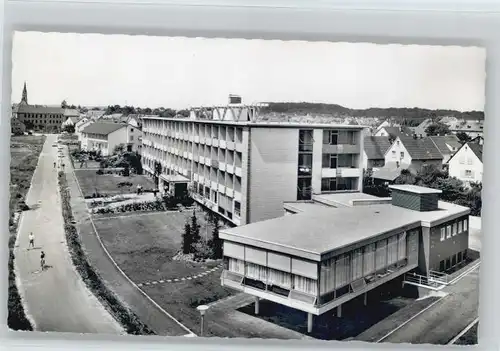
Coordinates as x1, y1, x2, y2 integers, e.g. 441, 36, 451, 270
58, 171, 154, 335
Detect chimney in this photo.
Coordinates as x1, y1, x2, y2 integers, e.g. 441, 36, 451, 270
228, 94, 242, 104
388, 184, 442, 212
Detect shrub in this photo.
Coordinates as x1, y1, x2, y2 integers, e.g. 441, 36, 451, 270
96, 169, 104, 175
58, 172, 154, 335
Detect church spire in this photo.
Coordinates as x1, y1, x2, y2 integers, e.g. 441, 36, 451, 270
20, 82, 28, 105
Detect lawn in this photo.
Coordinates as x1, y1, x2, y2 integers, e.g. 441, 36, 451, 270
94, 211, 220, 284
454, 323, 478, 345
10, 135, 46, 215
74, 169, 155, 197
94, 210, 235, 335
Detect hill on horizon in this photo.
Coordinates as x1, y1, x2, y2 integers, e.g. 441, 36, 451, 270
261, 102, 484, 121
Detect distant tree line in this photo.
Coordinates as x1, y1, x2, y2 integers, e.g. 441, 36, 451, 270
104, 105, 190, 118
262, 102, 484, 122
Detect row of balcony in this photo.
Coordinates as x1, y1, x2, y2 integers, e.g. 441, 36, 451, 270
143, 121, 244, 142
143, 128, 244, 144
297, 166, 362, 178
142, 137, 245, 154
192, 175, 242, 202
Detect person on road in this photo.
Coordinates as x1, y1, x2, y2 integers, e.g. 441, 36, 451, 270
61, 162, 65, 171
53, 161, 56, 168
28, 232, 35, 249
40, 251, 46, 271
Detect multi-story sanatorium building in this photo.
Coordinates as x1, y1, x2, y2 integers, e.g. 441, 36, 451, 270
140, 99, 365, 226
219, 185, 470, 332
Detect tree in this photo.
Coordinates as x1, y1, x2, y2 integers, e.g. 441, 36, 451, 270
61, 100, 68, 109
456, 132, 471, 143
424, 123, 451, 136
153, 161, 162, 185
62, 124, 75, 134
24, 121, 34, 130
190, 210, 201, 251
182, 221, 192, 254
11, 119, 26, 135
113, 143, 126, 155
210, 217, 223, 259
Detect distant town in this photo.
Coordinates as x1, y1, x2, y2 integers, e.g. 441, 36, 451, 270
9, 84, 480, 345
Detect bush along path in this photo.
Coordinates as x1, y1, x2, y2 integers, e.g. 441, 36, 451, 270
57, 171, 155, 335
137, 264, 223, 287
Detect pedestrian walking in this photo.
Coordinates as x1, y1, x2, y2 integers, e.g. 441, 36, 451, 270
53, 161, 56, 168
28, 232, 35, 249
40, 251, 46, 271
61, 162, 65, 171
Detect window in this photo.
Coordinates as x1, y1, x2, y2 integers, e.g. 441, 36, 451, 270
458, 221, 463, 233
459, 156, 465, 164
392, 150, 396, 158
130, 136, 134, 141
446, 225, 452, 239
440, 228, 445, 241
400, 152, 404, 158
467, 158, 473, 165
293, 275, 317, 295
130, 128, 134, 132
321, 178, 337, 192
234, 201, 241, 217
268, 269, 291, 288
328, 131, 338, 145
396, 140, 400, 145
464, 219, 468, 231
452, 223, 457, 236
465, 170, 472, 177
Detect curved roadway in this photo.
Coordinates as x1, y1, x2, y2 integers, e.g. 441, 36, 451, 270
14, 135, 123, 334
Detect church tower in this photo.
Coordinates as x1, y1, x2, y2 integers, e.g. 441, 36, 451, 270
20, 82, 28, 105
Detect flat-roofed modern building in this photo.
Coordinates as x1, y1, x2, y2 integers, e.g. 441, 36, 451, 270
219, 185, 470, 332
141, 96, 366, 226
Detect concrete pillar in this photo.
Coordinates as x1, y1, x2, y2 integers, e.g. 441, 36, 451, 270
364, 292, 367, 306
307, 313, 313, 333
254, 297, 260, 315
337, 304, 342, 318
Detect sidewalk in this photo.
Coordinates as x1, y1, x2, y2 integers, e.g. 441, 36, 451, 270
14, 135, 123, 334
63, 147, 191, 336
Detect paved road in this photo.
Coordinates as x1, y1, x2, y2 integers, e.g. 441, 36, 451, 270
381, 266, 479, 344
14, 135, 123, 334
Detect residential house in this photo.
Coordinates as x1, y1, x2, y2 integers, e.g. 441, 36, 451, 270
444, 118, 484, 139
362, 136, 392, 170
61, 116, 80, 130
383, 136, 443, 171
408, 118, 433, 138
375, 126, 413, 140
81, 122, 142, 156
428, 135, 462, 164
448, 140, 483, 184
75, 117, 92, 140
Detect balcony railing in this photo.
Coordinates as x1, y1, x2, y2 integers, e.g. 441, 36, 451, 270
298, 165, 313, 177
299, 144, 313, 152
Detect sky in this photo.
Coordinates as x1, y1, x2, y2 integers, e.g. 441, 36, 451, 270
12, 31, 486, 111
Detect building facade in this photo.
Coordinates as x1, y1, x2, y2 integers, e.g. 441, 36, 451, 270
141, 103, 365, 226
81, 122, 142, 156
448, 141, 483, 184
219, 185, 470, 333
